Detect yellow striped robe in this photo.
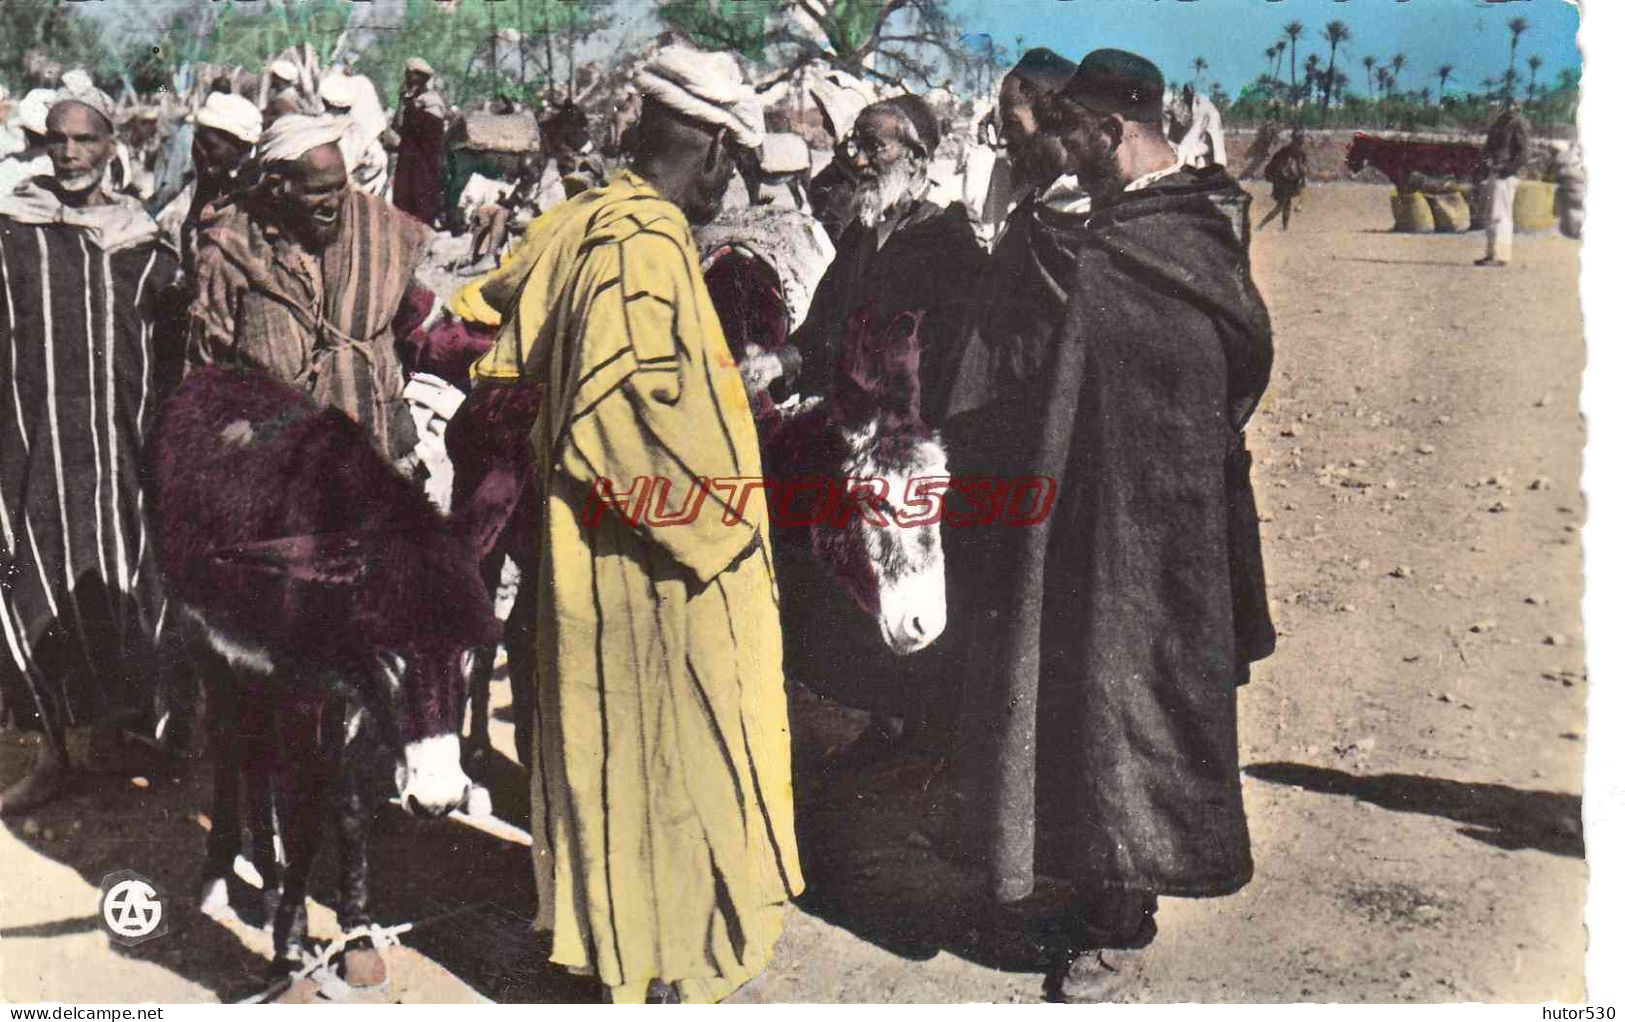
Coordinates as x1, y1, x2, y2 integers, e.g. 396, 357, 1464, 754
472, 171, 802, 1003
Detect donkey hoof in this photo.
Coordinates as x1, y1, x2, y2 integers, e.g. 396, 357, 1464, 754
267, 977, 323, 1004
198, 876, 230, 919
342, 947, 389, 987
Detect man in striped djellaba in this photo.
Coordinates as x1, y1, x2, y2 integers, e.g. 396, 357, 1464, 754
1, 85, 183, 815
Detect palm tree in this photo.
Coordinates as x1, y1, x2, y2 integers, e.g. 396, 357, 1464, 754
1302, 53, 1321, 111
1273, 40, 1288, 84
1320, 20, 1350, 115
1390, 52, 1406, 92
1436, 64, 1453, 105
1363, 54, 1377, 97
1284, 20, 1304, 96
1506, 15, 1530, 100
1333, 69, 1350, 106
1191, 55, 1209, 89
1527, 53, 1544, 102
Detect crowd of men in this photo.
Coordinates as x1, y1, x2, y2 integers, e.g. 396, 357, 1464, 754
0, 37, 1286, 1004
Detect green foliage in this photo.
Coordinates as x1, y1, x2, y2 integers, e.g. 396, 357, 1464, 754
659, 0, 777, 61
821, 0, 890, 60
0, 0, 125, 90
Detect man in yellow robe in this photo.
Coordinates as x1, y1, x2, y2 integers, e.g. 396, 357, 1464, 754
469, 47, 802, 1003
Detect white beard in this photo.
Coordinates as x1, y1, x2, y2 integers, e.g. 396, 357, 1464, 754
855, 161, 926, 229
55, 166, 106, 194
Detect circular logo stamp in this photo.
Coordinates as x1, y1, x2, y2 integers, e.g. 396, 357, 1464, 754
98, 870, 168, 946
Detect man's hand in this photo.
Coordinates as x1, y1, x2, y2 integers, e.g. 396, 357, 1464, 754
738, 346, 788, 397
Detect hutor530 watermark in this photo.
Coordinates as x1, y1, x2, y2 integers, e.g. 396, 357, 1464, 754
583, 475, 1059, 529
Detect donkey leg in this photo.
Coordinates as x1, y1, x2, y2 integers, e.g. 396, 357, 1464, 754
268, 705, 330, 975
199, 659, 241, 915
465, 644, 496, 771
333, 742, 390, 992
507, 566, 540, 773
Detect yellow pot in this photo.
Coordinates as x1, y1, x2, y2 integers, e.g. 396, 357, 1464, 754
1513, 180, 1557, 232
1391, 191, 1435, 233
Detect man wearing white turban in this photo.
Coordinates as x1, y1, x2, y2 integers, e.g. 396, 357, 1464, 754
155, 91, 263, 274
1, 90, 182, 816
0, 89, 56, 196
466, 43, 800, 1004
319, 73, 390, 197
264, 59, 309, 124
188, 116, 434, 463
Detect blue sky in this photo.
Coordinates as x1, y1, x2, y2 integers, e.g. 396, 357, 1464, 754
949, 0, 1581, 98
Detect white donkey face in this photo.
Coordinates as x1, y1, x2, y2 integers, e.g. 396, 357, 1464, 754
841, 422, 949, 656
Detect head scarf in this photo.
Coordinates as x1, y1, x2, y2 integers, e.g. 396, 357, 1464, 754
257, 113, 347, 166
635, 45, 764, 149
53, 71, 116, 132
808, 68, 877, 143
404, 57, 434, 77
14, 88, 57, 136
192, 91, 263, 145
318, 73, 357, 111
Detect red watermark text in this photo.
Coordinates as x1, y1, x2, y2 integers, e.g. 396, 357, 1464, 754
582, 476, 1058, 529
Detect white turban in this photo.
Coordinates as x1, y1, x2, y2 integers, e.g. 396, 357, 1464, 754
809, 69, 877, 143
257, 113, 347, 166
404, 57, 434, 77
318, 72, 357, 110
269, 60, 300, 84
54, 70, 116, 130
635, 46, 764, 149
14, 88, 56, 136
192, 91, 263, 145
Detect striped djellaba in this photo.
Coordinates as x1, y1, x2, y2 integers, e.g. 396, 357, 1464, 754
0, 213, 181, 735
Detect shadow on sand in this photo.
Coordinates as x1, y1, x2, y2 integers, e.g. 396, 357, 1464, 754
0, 733, 596, 1002
1245, 761, 1583, 859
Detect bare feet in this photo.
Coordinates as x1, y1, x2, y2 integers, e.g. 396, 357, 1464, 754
0, 745, 70, 817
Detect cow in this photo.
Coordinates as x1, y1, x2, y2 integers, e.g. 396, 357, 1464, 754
148, 367, 501, 1000
1345, 132, 1486, 192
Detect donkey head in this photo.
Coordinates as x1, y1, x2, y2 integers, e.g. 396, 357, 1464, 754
376, 648, 476, 817
813, 306, 948, 655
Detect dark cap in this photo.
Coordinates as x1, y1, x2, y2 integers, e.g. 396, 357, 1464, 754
1009, 48, 1077, 95
873, 94, 942, 156
1058, 48, 1164, 124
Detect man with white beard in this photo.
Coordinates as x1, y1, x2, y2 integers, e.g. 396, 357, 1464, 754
772, 95, 985, 425
765, 95, 986, 761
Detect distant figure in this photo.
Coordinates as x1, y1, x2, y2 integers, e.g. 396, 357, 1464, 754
0, 88, 56, 195
1170, 83, 1227, 169
263, 59, 305, 124
391, 58, 448, 227
1257, 127, 1309, 231
1476, 98, 1529, 268
318, 72, 389, 197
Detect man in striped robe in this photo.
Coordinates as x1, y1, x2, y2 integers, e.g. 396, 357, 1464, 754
187, 115, 433, 464
469, 46, 801, 1003
1, 93, 182, 816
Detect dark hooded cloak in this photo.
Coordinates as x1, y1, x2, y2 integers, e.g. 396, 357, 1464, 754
955, 166, 1276, 903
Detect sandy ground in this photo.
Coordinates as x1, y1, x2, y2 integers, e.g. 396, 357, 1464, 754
0, 182, 1587, 1004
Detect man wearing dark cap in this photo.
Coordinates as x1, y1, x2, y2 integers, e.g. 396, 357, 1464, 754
955, 48, 1275, 1001
776, 95, 984, 422
759, 94, 985, 756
